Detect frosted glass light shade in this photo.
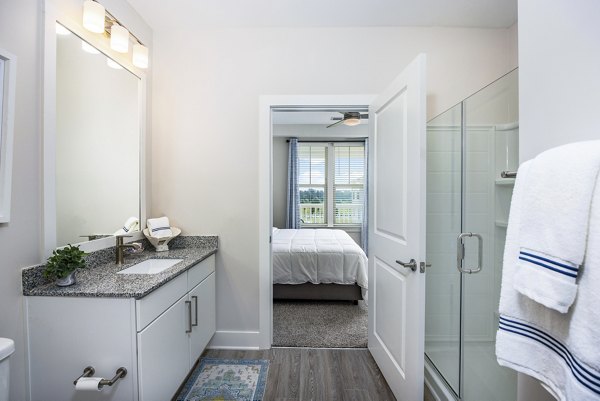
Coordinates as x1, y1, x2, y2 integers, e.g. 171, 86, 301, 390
82, 0, 105, 33
110, 24, 129, 53
343, 118, 361, 126
132, 44, 149, 69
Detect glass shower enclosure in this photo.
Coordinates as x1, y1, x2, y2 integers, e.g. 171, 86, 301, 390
425, 69, 519, 401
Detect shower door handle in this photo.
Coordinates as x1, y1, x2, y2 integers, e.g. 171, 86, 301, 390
456, 232, 483, 274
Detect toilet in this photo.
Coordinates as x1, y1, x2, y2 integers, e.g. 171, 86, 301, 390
0, 338, 14, 401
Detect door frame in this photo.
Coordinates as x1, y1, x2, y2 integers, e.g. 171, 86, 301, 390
258, 95, 375, 348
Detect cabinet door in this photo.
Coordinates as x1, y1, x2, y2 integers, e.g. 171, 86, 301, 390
189, 272, 216, 365
138, 295, 192, 401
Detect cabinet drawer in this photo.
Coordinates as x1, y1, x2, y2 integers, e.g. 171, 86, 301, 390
187, 254, 215, 291
136, 272, 187, 331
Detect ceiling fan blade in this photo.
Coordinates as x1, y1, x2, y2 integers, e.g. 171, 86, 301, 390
326, 119, 346, 128
360, 114, 369, 119
330, 117, 343, 121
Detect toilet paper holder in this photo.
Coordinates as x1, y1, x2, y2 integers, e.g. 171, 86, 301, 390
73, 366, 127, 388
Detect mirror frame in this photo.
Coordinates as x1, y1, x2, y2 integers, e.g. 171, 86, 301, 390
0, 47, 16, 223
42, 1, 147, 256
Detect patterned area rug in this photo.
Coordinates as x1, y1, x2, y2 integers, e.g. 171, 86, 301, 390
273, 300, 368, 348
176, 358, 270, 401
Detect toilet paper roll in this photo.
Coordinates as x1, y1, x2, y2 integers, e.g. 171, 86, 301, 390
75, 377, 102, 391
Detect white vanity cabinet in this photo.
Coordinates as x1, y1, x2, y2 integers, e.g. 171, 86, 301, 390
26, 255, 216, 401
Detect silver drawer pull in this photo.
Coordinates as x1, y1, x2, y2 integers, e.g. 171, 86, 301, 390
192, 295, 198, 327
185, 300, 192, 333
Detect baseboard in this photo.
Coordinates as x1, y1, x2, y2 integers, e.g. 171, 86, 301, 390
207, 330, 263, 350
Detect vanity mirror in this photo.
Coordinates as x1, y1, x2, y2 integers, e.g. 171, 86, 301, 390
45, 19, 145, 251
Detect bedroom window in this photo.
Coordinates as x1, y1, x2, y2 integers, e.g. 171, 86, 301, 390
298, 142, 365, 227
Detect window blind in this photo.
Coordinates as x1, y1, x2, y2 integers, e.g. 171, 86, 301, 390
334, 145, 365, 224
298, 145, 327, 224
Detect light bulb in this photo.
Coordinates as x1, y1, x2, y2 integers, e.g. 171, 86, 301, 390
82, 0, 105, 33
110, 24, 129, 53
344, 118, 361, 126
132, 43, 148, 69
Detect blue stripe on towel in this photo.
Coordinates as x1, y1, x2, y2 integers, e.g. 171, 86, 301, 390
151, 226, 170, 232
499, 315, 600, 394
520, 251, 578, 271
518, 255, 578, 278
123, 226, 129, 232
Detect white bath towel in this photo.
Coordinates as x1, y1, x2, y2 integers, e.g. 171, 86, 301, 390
514, 140, 600, 313
114, 216, 139, 236
147, 216, 173, 239
496, 160, 600, 400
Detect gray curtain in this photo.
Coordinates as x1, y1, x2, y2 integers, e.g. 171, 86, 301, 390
361, 139, 369, 254
286, 138, 300, 229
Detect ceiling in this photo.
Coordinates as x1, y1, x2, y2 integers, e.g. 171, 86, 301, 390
127, 0, 518, 32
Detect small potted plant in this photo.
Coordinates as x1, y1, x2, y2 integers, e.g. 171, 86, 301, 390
43, 244, 87, 287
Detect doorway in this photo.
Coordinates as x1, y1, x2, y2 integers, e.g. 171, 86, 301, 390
270, 107, 370, 348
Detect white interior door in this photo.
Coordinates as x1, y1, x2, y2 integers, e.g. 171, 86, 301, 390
368, 54, 427, 400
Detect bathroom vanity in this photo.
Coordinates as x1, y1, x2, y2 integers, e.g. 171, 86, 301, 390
23, 237, 217, 401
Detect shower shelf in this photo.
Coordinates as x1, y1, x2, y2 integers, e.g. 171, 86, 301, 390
495, 220, 508, 228
495, 178, 515, 186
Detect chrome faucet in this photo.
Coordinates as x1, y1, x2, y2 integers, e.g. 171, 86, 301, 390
115, 236, 142, 265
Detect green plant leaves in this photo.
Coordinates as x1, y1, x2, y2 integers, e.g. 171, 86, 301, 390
43, 244, 87, 280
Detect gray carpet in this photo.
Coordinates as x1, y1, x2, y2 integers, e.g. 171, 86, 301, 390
273, 300, 368, 348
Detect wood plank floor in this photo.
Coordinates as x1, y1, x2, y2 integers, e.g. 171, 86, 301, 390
203, 348, 436, 401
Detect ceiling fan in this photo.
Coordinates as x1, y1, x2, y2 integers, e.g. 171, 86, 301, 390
326, 111, 369, 128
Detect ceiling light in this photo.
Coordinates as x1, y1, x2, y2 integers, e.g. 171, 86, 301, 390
81, 41, 100, 54
110, 24, 129, 53
132, 44, 148, 69
82, 0, 105, 33
55, 23, 71, 36
343, 118, 361, 126
106, 58, 123, 70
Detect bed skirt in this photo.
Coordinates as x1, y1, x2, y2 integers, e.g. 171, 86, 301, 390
273, 283, 363, 302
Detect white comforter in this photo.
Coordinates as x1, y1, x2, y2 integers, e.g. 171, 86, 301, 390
272, 228, 368, 289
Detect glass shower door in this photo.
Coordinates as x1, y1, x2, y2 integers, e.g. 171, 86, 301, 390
425, 103, 463, 397
461, 70, 518, 401
425, 69, 519, 401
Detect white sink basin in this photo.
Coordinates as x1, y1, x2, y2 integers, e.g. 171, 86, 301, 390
117, 259, 183, 275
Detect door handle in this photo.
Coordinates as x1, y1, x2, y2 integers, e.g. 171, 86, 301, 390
185, 300, 192, 333
192, 295, 198, 327
456, 232, 483, 274
419, 261, 432, 273
396, 259, 417, 272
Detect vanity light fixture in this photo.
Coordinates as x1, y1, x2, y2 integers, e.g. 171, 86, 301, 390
132, 44, 148, 69
81, 0, 149, 69
110, 24, 129, 53
82, 0, 105, 33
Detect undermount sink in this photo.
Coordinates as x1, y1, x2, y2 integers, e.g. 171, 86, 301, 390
117, 259, 184, 275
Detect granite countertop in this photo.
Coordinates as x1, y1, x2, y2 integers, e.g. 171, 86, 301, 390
22, 236, 218, 299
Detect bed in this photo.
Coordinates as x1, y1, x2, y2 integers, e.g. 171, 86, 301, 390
272, 228, 368, 302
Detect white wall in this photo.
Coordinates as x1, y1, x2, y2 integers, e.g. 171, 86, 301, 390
519, 0, 600, 161
151, 25, 517, 345
516, 1, 600, 400
0, 1, 152, 399
0, 2, 43, 399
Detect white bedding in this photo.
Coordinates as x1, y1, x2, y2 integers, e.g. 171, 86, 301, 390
272, 228, 368, 290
